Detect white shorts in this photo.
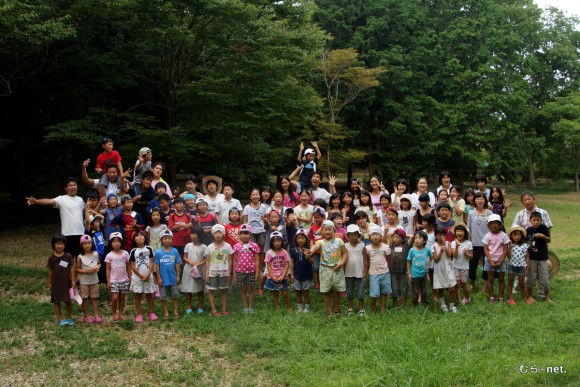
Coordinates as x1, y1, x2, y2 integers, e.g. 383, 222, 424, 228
130, 277, 155, 294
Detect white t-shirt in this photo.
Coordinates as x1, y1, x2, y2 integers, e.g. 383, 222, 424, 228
311, 187, 331, 204
345, 242, 365, 278
204, 193, 225, 215
410, 191, 436, 210
53, 195, 85, 235
452, 240, 473, 270
216, 198, 242, 225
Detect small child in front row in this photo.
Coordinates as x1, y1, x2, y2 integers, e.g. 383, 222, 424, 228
48, 234, 76, 326
506, 226, 529, 305
387, 228, 410, 308
154, 230, 182, 318
482, 214, 510, 304
264, 231, 292, 311
290, 229, 314, 313
105, 232, 131, 322
205, 224, 234, 317
344, 225, 368, 315
432, 226, 457, 313
366, 224, 392, 313
309, 220, 348, 316
407, 231, 432, 307
451, 223, 473, 305
525, 212, 552, 304
233, 224, 260, 313
77, 234, 102, 324
182, 225, 209, 315
129, 231, 157, 322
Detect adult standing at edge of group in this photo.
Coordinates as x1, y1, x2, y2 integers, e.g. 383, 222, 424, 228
410, 177, 436, 210
151, 161, 173, 199
511, 191, 553, 230
368, 175, 389, 211
436, 171, 452, 198
26, 177, 85, 258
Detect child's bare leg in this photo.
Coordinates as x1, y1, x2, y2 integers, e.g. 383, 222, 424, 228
296, 290, 303, 306
118, 293, 126, 317
54, 303, 63, 322
282, 290, 291, 311
358, 298, 365, 311
526, 287, 536, 303
185, 293, 192, 310
259, 276, 266, 293
273, 291, 280, 309
507, 274, 515, 301
82, 298, 90, 317
208, 290, 217, 313
314, 271, 320, 288
370, 297, 377, 312
135, 293, 143, 316
145, 293, 154, 314
379, 294, 386, 312
463, 282, 470, 300
429, 272, 438, 301
160, 300, 169, 316
323, 292, 332, 315
333, 291, 341, 313
240, 286, 248, 309
449, 286, 456, 304
304, 289, 310, 305
220, 289, 228, 312
65, 301, 72, 319
392, 296, 398, 307
498, 272, 505, 300
247, 285, 255, 309
196, 292, 204, 310
172, 298, 179, 316
517, 277, 527, 301
348, 297, 354, 309
90, 297, 99, 317
486, 271, 494, 299
111, 292, 119, 318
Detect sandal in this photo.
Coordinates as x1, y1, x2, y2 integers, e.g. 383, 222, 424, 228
489, 297, 495, 304
211, 311, 221, 317
221, 310, 230, 316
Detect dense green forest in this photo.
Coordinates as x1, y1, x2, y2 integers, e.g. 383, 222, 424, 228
1, 0, 579, 223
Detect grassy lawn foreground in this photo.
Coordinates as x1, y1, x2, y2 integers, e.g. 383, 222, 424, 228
0, 192, 578, 385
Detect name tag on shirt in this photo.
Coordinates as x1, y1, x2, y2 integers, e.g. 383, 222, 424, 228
394, 247, 403, 253
59, 260, 69, 268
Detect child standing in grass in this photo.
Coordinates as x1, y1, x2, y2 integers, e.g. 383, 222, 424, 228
432, 227, 457, 313
233, 224, 260, 313
76, 234, 102, 324
205, 224, 234, 317
154, 229, 182, 318
386, 228, 410, 308
182, 225, 209, 315
483, 214, 509, 304
344, 225, 368, 316
105, 232, 131, 322
525, 212, 552, 304
507, 226, 529, 305
48, 233, 76, 326
407, 231, 432, 307
129, 231, 157, 322
290, 229, 314, 313
451, 223, 472, 305
264, 231, 292, 311
310, 220, 348, 316
366, 224, 391, 313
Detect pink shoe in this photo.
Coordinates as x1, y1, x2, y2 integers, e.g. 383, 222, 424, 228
135, 315, 143, 323
94, 315, 103, 324
221, 310, 230, 316
508, 299, 517, 305
83, 316, 94, 324
149, 313, 158, 321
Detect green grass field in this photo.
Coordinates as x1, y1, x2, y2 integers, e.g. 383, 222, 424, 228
0, 191, 578, 385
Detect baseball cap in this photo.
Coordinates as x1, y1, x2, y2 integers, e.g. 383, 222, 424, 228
369, 224, 384, 237
304, 148, 315, 156
211, 224, 225, 234
109, 231, 123, 241
160, 229, 173, 239
139, 147, 152, 156
313, 207, 327, 218
487, 214, 502, 224
195, 198, 207, 206
270, 231, 283, 239
79, 234, 92, 245
240, 224, 252, 233
183, 193, 195, 202
101, 136, 113, 144
296, 228, 308, 237
346, 224, 361, 235
120, 194, 132, 204
321, 220, 335, 230
393, 228, 407, 239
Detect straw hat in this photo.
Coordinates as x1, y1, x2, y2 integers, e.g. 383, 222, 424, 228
201, 176, 223, 195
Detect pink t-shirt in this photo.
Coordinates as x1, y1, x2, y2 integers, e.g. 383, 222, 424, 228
105, 250, 130, 283
482, 231, 510, 262
282, 192, 300, 209
265, 249, 290, 279
233, 242, 260, 273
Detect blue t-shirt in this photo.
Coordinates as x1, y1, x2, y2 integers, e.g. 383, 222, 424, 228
290, 247, 313, 281
154, 247, 182, 285
407, 247, 432, 278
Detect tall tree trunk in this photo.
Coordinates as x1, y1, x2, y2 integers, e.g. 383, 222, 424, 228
575, 170, 579, 192
527, 155, 536, 187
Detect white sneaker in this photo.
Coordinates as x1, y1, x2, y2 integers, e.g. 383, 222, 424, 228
461, 298, 468, 305
450, 306, 458, 313
304, 304, 310, 313
296, 304, 303, 312
440, 304, 449, 312
347, 308, 353, 316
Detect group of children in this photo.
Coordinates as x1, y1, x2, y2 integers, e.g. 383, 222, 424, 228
44, 139, 555, 325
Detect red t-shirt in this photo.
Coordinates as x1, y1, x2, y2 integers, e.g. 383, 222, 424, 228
96, 150, 122, 173
168, 212, 191, 247
308, 222, 324, 244
225, 223, 242, 248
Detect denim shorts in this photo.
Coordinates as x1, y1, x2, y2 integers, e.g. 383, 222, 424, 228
484, 260, 507, 273
508, 264, 525, 276
369, 273, 392, 298
264, 278, 288, 291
